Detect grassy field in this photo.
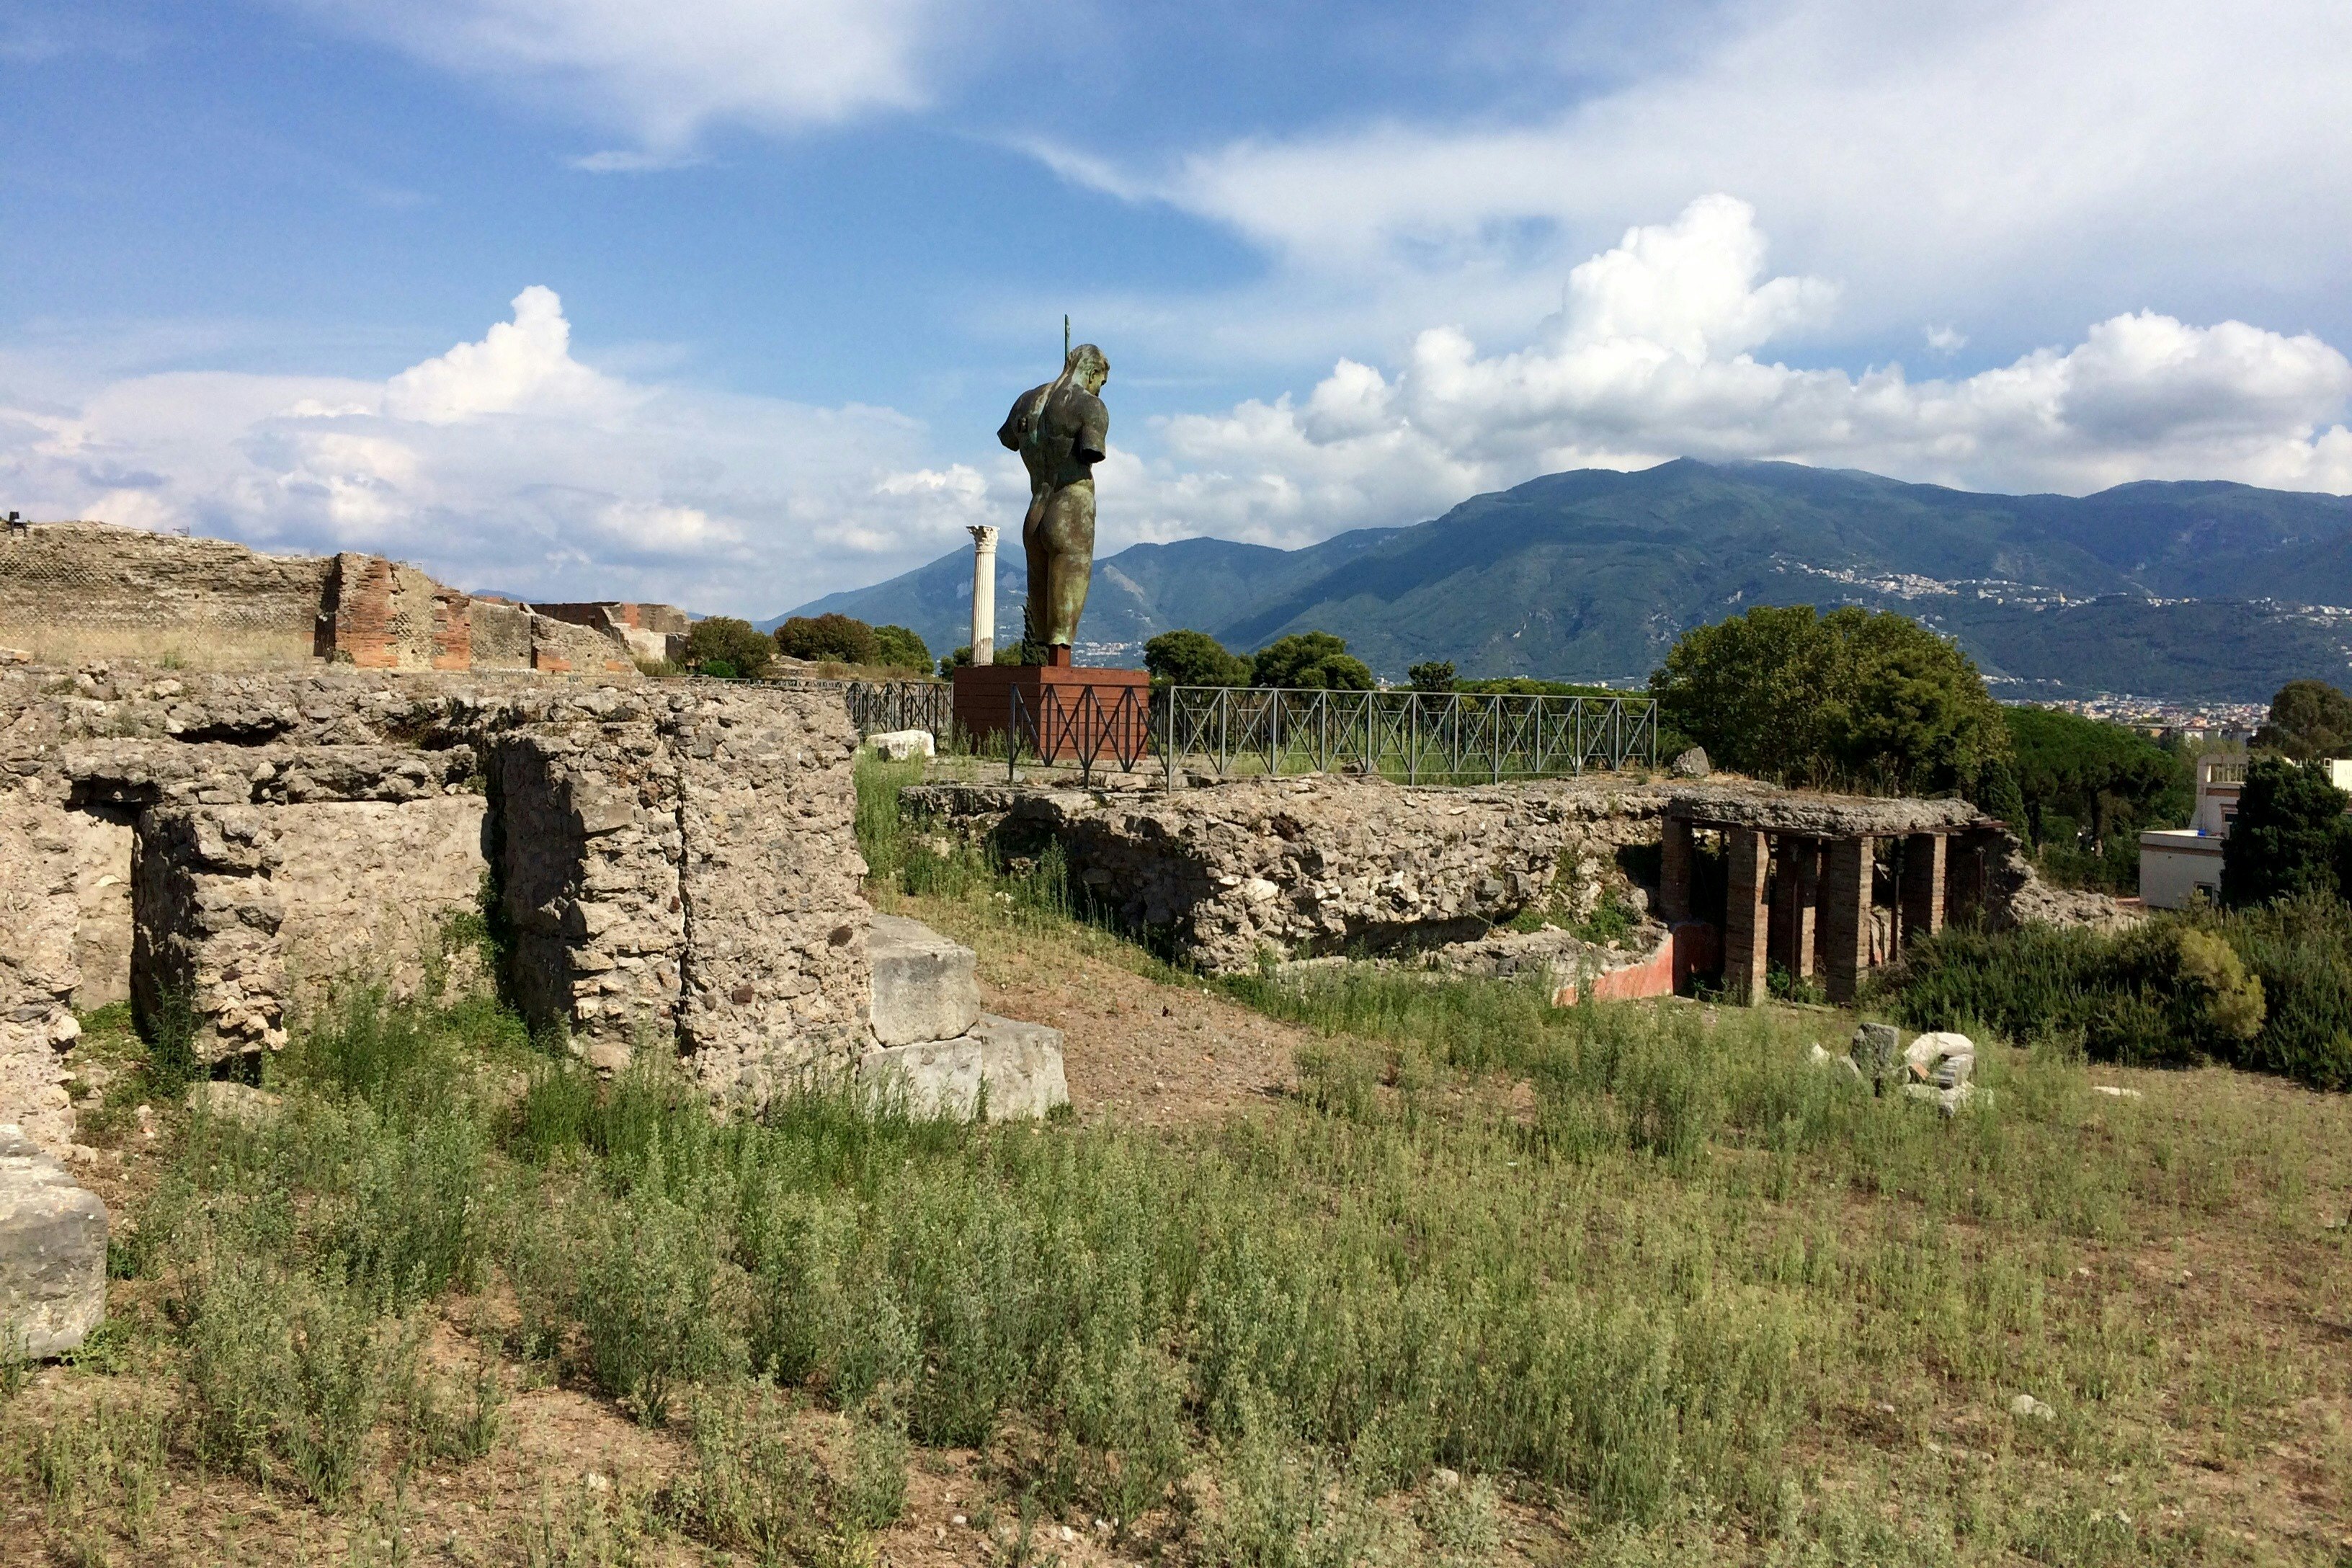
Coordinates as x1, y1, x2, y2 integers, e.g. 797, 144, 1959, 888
2, 759, 2348, 1565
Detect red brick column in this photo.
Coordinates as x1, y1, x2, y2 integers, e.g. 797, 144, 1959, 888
1660, 816, 1694, 922
430, 589, 473, 671
1794, 838, 1821, 979
1773, 837, 1820, 979
1724, 827, 1769, 1006
1823, 835, 1874, 1004
1900, 832, 1947, 949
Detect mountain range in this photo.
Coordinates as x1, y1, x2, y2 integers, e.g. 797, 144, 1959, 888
775, 460, 2352, 702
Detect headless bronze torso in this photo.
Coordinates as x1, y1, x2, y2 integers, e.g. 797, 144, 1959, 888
998, 344, 1108, 659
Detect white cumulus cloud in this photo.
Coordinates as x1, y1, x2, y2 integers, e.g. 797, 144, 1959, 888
1108, 197, 2352, 547
0, 289, 1024, 613
6, 206, 2348, 611
290, 0, 976, 155
1042, 0, 2352, 371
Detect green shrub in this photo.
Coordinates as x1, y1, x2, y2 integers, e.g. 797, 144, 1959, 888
871, 623, 930, 672
1251, 631, 1373, 692
2217, 896, 2352, 1089
2253, 676, 2352, 760
184, 1262, 404, 1504
677, 1384, 900, 1562
576, 1188, 745, 1425
1407, 660, 1456, 692
774, 612, 881, 666
2222, 755, 2352, 906
1144, 628, 1254, 687
685, 615, 774, 677
1649, 603, 2010, 798
1880, 902, 2352, 1088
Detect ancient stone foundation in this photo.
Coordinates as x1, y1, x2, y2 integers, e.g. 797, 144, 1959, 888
0, 662, 878, 1149
904, 773, 2118, 983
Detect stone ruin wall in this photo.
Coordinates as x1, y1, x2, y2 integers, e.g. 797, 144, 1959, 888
0, 662, 873, 1155
904, 772, 2121, 978
529, 602, 692, 666
0, 524, 330, 668
0, 522, 653, 678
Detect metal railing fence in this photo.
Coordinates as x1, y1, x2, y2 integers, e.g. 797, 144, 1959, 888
1149, 685, 1655, 785
755, 676, 954, 739
759, 674, 1658, 785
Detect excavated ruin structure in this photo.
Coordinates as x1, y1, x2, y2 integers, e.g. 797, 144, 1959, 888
0, 662, 1066, 1159
904, 772, 2126, 997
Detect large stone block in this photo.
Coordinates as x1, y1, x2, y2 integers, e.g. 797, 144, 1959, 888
868, 913, 980, 1047
0, 1123, 107, 1358
858, 1015, 1069, 1121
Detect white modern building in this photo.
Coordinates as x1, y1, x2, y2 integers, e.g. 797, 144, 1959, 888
2139, 754, 2352, 908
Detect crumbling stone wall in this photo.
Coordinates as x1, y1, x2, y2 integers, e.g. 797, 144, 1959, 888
0, 524, 330, 668
906, 773, 2124, 976
0, 784, 101, 1152
1, 522, 656, 679
490, 715, 686, 1071
533, 602, 690, 665
0, 662, 876, 1150
910, 775, 1678, 973
484, 685, 870, 1093
669, 695, 869, 1100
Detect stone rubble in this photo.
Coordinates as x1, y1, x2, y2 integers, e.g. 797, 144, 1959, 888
4, 659, 1084, 1147
905, 772, 2122, 979
860, 912, 1068, 1120
1817, 1024, 1982, 1115
906, 773, 1676, 976
866, 729, 936, 762
0, 1121, 108, 1358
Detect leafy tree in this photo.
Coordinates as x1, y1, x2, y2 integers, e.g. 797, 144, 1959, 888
1458, 677, 1626, 699
2221, 756, 2351, 907
2005, 707, 2183, 851
937, 644, 1023, 676
1252, 631, 1374, 692
1407, 660, 1456, 692
1649, 604, 2010, 797
774, 613, 881, 666
2254, 679, 2352, 760
683, 616, 772, 678
1144, 629, 1253, 687
870, 624, 930, 672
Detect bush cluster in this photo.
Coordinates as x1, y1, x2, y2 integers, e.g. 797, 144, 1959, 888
1878, 898, 2352, 1090
1142, 628, 1374, 690
771, 613, 931, 673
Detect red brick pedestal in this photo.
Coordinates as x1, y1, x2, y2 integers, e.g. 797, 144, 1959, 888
951, 663, 1153, 763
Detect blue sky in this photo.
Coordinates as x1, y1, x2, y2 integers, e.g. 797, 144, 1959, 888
6, 0, 2351, 615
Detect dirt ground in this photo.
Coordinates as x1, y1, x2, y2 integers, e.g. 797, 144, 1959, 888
959, 919, 1306, 1127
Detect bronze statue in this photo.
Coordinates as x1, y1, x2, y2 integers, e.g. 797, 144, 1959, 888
998, 342, 1108, 661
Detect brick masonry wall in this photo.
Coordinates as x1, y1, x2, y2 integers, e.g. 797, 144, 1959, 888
0, 525, 643, 680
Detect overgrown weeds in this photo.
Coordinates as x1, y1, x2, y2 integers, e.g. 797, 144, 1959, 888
9, 762, 2346, 1562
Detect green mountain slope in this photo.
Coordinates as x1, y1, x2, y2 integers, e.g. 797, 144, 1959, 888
778, 460, 2352, 698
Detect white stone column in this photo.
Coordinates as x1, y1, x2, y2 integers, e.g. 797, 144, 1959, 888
967, 525, 999, 666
